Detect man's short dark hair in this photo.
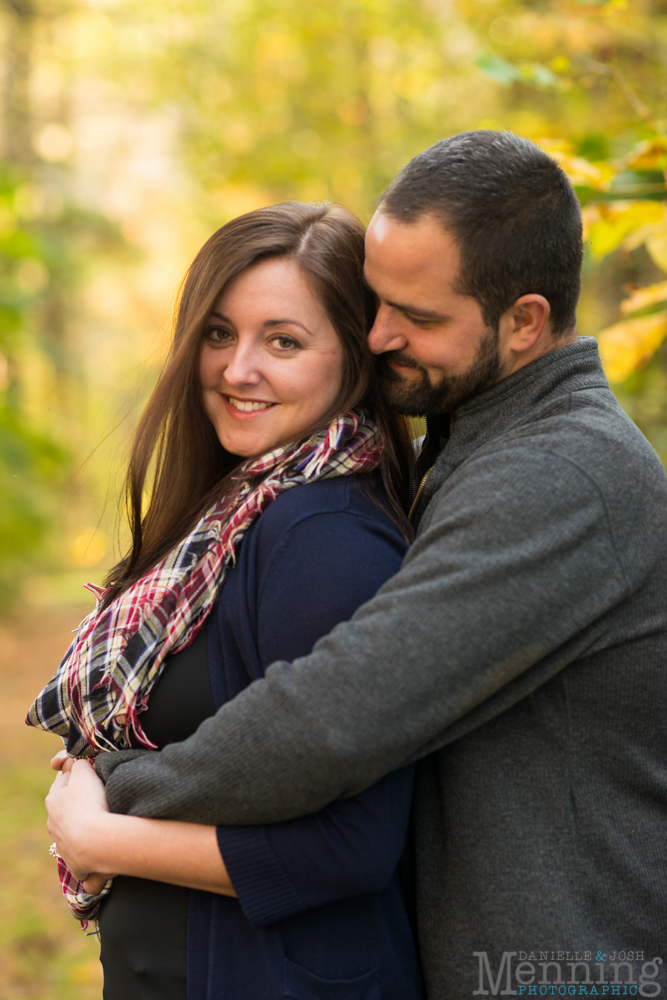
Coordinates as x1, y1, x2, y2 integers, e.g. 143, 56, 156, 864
380, 131, 583, 336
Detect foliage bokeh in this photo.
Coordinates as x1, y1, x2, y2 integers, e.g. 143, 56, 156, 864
3, 1, 667, 996
2, 0, 667, 611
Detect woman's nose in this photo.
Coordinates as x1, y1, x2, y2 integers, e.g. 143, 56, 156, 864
221, 342, 263, 386
367, 305, 409, 355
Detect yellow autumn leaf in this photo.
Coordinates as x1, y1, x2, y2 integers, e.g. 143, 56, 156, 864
624, 137, 667, 172
584, 201, 665, 259
548, 151, 609, 190
620, 279, 667, 315
645, 216, 667, 273
597, 311, 667, 383
623, 219, 665, 254
537, 138, 575, 154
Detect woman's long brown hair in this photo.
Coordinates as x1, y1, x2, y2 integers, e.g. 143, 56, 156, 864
104, 202, 414, 604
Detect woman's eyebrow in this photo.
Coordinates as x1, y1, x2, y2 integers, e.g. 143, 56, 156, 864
263, 318, 314, 335
209, 312, 315, 336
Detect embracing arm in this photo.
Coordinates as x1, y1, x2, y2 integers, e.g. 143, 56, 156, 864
97, 447, 633, 826
47, 759, 236, 896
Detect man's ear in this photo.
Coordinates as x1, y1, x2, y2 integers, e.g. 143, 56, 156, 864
501, 294, 551, 354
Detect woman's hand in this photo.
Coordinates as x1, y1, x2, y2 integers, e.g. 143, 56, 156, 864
47, 757, 236, 897
50, 749, 74, 772
81, 872, 113, 894
46, 759, 117, 887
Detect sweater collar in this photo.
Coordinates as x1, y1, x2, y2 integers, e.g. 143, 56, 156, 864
430, 336, 605, 453
414, 337, 609, 522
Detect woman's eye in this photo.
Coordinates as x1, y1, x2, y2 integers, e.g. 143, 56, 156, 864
207, 327, 233, 344
271, 335, 300, 351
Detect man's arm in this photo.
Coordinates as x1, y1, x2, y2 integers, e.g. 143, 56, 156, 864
98, 446, 631, 825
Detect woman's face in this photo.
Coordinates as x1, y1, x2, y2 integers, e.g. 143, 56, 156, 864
200, 257, 345, 459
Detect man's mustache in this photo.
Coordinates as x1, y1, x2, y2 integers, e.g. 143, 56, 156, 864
377, 351, 424, 373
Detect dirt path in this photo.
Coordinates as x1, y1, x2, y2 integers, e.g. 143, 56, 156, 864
0, 605, 86, 763
0, 604, 102, 1000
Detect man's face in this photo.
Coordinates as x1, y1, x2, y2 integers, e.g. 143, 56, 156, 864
364, 211, 508, 416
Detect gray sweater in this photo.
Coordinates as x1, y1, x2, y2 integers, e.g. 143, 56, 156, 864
99, 338, 667, 998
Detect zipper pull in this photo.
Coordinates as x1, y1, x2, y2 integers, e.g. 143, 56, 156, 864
408, 467, 434, 522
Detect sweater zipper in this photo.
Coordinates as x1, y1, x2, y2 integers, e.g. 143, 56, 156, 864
408, 467, 433, 523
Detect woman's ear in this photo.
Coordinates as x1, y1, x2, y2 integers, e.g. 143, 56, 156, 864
501, 294, 551, 354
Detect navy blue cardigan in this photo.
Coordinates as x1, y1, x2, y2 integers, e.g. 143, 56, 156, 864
187, 477, 424, 1000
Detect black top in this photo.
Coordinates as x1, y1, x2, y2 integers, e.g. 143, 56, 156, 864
99, 626, 215, 1000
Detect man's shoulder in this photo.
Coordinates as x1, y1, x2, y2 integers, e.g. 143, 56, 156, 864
455, 338, 655, 482
498, 381, 666, 491
421, 380, 667, 557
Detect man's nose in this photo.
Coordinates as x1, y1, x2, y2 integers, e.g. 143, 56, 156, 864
368, 305, 409, 355
221, 342, 262, 386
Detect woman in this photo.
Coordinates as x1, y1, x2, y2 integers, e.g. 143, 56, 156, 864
32, 202, 425, 999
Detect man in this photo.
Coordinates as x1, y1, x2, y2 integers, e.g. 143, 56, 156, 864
99, 132, 667, 996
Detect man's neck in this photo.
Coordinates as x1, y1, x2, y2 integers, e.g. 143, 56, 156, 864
506, 329, 578, 378
417, 413, 451, 477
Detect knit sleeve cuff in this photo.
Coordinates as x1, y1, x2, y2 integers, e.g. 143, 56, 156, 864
216, 825, 305, 929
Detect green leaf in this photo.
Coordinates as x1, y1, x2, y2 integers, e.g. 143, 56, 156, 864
523, 63, 559, 88
475, 53, 520, 87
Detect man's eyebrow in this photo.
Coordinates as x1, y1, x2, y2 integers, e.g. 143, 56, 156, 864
362, 278, 447, 322
367, 295, 448, 321
209, 312, 314, 335
389, 301, 448, 321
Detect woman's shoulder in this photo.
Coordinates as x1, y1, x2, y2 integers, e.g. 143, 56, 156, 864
241, 476, 409, 668
242, 476, 408, 589
255, 475, 405, 545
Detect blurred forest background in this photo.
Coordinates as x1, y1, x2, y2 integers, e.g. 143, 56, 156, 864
1, 0, 667, 996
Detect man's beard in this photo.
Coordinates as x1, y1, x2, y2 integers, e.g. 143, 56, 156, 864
376, 325, 503, 417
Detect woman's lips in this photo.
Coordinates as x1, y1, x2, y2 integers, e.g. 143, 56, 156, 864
222, 395, 278, 417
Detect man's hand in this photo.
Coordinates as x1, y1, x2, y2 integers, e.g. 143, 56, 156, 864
46, 759, 117, 888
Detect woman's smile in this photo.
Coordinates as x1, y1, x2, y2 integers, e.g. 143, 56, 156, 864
223, 395, 278, 415
200, 257, 344, 458
221, 393, 279, 421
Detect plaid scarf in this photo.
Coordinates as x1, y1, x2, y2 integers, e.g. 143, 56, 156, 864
27, 411, 382, 928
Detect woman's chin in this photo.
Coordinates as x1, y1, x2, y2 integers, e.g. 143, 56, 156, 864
217, 432, 275, 460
